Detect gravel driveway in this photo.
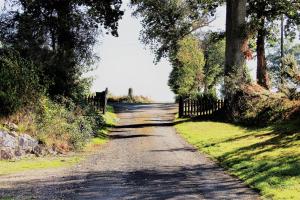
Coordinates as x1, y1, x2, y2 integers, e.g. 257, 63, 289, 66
0, 103, 260, 200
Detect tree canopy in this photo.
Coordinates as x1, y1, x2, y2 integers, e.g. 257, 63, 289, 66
0, 0, 124, 98
247, 0, 300, 89
168, 35, 205, 96
131, 0, 222, 63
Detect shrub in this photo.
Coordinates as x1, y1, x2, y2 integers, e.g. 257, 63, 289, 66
230, 84, 300, 125
0, 48, 41, 116
35, 96, 106, 151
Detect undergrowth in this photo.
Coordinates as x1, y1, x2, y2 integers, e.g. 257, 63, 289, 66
0, 96, 117, 153
0, 105, 117, 175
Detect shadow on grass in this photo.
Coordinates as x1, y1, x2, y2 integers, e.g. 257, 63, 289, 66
204, 120, 300, 193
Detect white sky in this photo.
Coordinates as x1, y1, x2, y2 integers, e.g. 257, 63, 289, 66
89, 1, 174, 102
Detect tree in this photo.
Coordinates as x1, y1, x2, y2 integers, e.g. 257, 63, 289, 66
247, 0, 300, 89
131, 0, 221, 63
0, 0, 124, 98
267, 42, 300, 96
168, 35, 205, 96
202, 32, 225, 95
225, 0, 249, 97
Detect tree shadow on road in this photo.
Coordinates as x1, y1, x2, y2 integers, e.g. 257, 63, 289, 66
0, 164, 259, 200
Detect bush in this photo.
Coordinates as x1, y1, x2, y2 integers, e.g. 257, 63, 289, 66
35, 96, 106, 151
0, 48, 41, 116
0, 95, 109, 153
230, 84, 300, 125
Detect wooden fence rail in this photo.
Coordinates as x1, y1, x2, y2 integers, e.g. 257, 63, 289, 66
86, 88, 108, 114
179, 97, 226, 118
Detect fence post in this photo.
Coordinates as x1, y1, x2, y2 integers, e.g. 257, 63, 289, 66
179, 96, 184, 118
128, 88, 133, 100
103, 88, 108, 114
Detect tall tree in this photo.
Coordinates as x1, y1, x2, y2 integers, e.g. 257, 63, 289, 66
225, 0, 248, 97
247, 0, 300, 89
0, 0, 123, 97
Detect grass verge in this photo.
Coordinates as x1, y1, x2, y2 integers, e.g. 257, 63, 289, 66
175, 119, 300, 200
0, 105, 118, 176
0, 156, 83, 176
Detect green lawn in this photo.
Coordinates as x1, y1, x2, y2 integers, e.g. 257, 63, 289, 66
0, 155, 83, 176
175, 120, 300, 200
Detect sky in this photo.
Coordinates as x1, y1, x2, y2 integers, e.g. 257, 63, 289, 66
89, 1, 174, 102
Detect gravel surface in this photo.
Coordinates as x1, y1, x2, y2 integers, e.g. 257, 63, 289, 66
0, 103, 260, 200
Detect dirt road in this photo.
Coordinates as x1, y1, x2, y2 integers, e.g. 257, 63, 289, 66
0, 103, 259, 199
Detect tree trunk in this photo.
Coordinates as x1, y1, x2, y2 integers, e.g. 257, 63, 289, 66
280, 15, 285, 85
225, 0, 247, 77
256, 24, 269, 89
224, 0, 247, 119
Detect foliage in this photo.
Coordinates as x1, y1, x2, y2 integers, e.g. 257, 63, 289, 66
0, 0, 123, 98
247, 0, 300, 37
202, 32, 225, 95
35, 96, 111, 151
168, 35, 205, 96
0, 1, 121, 152
223, 65, 252, 100
246, 0, 300, 88
267, 43, 300, 99
0, 95, 116, 152
176, 119, 300, 200
279, 54, 300, 100
282, 55, 300, 85
0, 48, 41, 116
131, 0, 222, 63
229, 84, 300, 125
195, 92, 218, 102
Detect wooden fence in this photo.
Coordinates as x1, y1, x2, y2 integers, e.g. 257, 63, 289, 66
179, 97, 226, 118
86, 88, 108, 114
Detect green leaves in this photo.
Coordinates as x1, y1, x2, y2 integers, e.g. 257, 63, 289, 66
0, 48, 41, 115
168, 35, 205, 96
131, 0, 221, 62
0, 0, 124, 97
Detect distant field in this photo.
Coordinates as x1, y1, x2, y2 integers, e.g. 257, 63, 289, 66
176, 120, 300, 200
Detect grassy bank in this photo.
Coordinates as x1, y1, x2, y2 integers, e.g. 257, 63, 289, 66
175, 119, 300, 200
0, 105, 117, 176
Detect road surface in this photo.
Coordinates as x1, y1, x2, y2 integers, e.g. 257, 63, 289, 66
0, 103, 260, 200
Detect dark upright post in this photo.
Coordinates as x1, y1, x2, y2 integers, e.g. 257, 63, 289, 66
103, 88, 108, 114
179, 96, 184, 118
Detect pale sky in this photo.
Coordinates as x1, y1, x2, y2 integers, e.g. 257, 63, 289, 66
89, 1, 174, 102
